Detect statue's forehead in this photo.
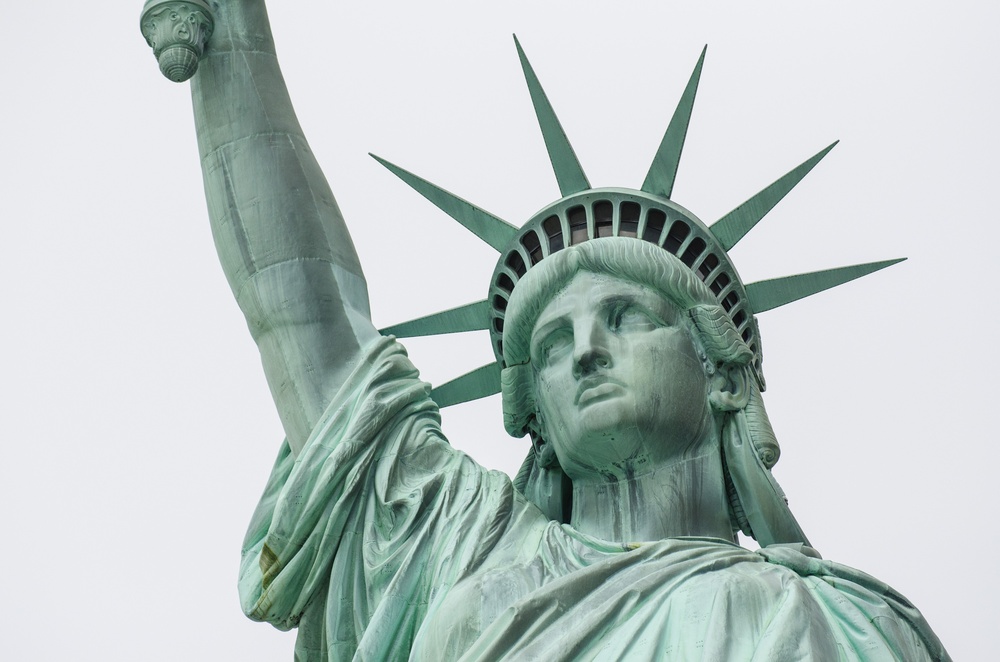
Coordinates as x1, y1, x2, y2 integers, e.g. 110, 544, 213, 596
535, 272, 672, 318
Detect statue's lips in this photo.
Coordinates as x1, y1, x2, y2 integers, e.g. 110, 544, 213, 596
575, 379, 626, 407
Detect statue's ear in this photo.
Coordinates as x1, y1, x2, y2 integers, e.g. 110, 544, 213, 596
526, 412, 546, 440
528, 415, 560, 469
709, 364, 750, 412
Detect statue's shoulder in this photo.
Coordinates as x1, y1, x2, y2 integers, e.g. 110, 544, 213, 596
753, 544, 951, 661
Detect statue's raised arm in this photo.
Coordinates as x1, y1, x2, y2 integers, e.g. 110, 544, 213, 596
145, 0, 377, 454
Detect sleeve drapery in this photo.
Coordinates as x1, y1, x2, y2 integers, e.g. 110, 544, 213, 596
237, 337, 515, 660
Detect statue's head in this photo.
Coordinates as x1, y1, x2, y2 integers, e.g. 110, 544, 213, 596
499, 239, 784, 538
500, 237, 760, 481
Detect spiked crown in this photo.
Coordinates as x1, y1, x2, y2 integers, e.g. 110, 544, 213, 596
375, 40, 903, 409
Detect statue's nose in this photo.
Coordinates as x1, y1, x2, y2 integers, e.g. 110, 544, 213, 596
572, 325, 612, 377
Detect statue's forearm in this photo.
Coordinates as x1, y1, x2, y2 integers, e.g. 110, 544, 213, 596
190, 1, 376, 453
191, 1, 365, 291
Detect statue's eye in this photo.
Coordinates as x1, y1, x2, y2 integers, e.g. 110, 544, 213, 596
609, 302, 659, 333
534, 329, 572, 367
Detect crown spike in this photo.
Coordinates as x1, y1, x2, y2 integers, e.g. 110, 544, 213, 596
431, 362, 502, 408
380, 300, 490, 338
371, 154, 518, 251
641, 46, 707, 199
514, 35, 591, 197
745, 258, 905, 313
710, 142, 838, 251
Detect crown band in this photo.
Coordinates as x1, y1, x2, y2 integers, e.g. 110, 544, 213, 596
488, 188, 755, 374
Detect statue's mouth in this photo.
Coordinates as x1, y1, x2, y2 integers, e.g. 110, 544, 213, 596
575, 378, 625, 407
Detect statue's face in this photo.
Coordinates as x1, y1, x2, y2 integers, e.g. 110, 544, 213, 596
530, 272, 712, 481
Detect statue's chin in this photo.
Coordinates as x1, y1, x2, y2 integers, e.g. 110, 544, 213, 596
558, 436, 714, 485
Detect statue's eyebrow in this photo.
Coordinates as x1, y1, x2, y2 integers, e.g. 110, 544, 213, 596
595, 292, 642, 308
595, 291, 663, 315
596, 290, 675, 324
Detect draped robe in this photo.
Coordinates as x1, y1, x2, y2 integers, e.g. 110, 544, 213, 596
238, 337, 948, 661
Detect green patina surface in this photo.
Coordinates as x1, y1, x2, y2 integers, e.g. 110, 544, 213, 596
141, 1, 949, 659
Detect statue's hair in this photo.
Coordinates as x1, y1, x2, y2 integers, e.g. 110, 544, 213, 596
501, 238, 781, 527
687, 304, 753, 368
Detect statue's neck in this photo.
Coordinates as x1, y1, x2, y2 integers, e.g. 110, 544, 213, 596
568, 445, 734, 543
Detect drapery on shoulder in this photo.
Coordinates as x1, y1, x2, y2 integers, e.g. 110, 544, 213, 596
754, 545, 951, 661
237, 336, 516, 657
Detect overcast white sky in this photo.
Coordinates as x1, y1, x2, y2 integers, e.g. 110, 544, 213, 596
2, 1, 996, 658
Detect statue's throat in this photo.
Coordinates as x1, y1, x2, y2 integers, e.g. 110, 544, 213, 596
568, 448, 734, 543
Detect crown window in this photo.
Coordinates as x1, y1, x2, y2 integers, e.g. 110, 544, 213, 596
594, 200, 614, 237
709, 272, 730, 295
497, 273, 515, 294
505, 251, 526, 277
568, 205, 588, 244
680, 237, 706, 267
663, 220, 690, 254
643, 209, 666, 243
619, 201, 640, 237
543, 215, 564, 253
697, 253, 719, 280
522, 230, 544, 265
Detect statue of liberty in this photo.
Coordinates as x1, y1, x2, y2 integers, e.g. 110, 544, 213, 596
140, 1, 950, 659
